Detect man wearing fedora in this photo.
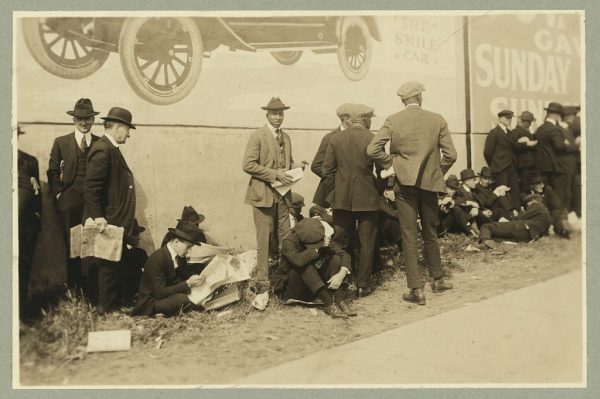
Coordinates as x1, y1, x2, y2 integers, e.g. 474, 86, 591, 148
524, 175, 570, 239
472, 166, 514, 221
242, 97, 306, 295
510, 111, 539, 192
534, 102, 580, 210
161, 205, 207, 247
484, 109, 521, 209
17, 126, 42, 321
438, 175, 472, 237
311, 103, 353, 208
82, 106, 137, 313
131, 220, 205, 317
47, 98, 100, 292
367, 82, 457, 305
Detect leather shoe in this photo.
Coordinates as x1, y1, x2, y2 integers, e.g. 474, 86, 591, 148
323, 304, 348, 319
402, 288, 426, 305
338, 301, 357, 317
431, 278, 453, 293
357, 286, 375, 298
557, 229, 571, 239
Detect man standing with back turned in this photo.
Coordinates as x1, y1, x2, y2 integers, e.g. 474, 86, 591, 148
367, 82, 457, 305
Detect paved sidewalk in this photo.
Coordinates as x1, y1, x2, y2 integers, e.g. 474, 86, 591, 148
233, 270, 584, 386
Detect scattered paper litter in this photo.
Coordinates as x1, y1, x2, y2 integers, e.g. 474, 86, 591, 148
309, 308, 319, 316
252, 292, 269, 311
465, 244, 481, 252
264, 335, 279, 340
188, 243, 231, 264
502, 241, 518, 245
86, 330, 131, 353
216, 309, 233, 318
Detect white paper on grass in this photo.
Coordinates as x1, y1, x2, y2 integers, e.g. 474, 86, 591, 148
270, 167, 304, 196
188, 243, 231, 264
86, 330, 131, 352
70, 224, 124, 262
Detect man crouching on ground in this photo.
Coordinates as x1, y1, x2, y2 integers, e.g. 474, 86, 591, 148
131, 221, 205, 316
271, 218, 355, 319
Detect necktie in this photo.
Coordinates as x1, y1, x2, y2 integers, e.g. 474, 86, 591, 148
80, 136, 88, 152
275, 128, 284, 148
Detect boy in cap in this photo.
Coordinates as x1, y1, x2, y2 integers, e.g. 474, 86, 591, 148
48, 98, 101, 293
311, 103, 354, 208
438, 174, 473, 237
510, 111, 539, 192
132, 220, 205, 316
367, 82, 457, 305
484, 109, 521, 209
476, 194, 550, 250
271, 218, 354, 318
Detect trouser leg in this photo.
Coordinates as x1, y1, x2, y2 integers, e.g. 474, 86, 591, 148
418, 189, 443, 280
18, 226, 38, 319
394, 184, 422, 289
153, 293, 192, 316
253, 205, 275, 283
332, 209, 356, 273
572, 173, 581, 217
97, 258, 121, 312
60, 199, 85, 293
356, 212, 378, 288
275, 193, 291, 250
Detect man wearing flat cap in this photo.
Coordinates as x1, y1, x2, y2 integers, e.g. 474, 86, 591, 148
367, 82, 456, 305
82, 106, 138, 313
322, 104, 380, 298
132, 220, 205, 317
534, 102, 578, 210
242, 97, 306, 296
509, 111, 539, 192
484, 109, 521, 209
48, 98, 101, 292
311, 103, 354, 208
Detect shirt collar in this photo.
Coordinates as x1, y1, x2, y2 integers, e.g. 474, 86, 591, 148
166, 242, 179, 269
267, 123, 281, 138
339, 124, 347, 132
74, 130, 92, 145
405, 103, 421, 109
104, 133, 119, 147
462, 184, 471, 193
545, 118, 557, 125
498, 123, 508, 133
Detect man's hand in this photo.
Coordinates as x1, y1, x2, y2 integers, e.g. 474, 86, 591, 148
526, 140, 538, 147
56, 193, 61, 200
499, 217, 510, 223
186, 274, 205, 288
383, 189, 395, 202
517, 136, 529, 143
482, 209, 493, 217
30, 177, 40, 195
327, 270, 346, 290
469, 208, 479, 218
94, 217, 108, 232
276, 170, 294, 185
466, 200, 480, 208
575, 136, 582, 146
564, 139, 570, 146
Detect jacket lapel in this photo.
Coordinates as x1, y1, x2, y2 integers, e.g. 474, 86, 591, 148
69, 131, 80, 156
262, 125, 278, 162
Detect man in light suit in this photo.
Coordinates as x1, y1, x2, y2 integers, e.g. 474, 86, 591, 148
367, 82, 457, 305
83, 107, 137, 314
310, 103, 353, 208
484, 110, 521, 209
322, 104, 380, 297
47, 98, 100, 292
242, 97, 306, 295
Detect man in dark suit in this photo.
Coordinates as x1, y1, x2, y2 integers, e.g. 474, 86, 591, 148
47, 98, 100, 292
558, 106, 580, 215
242, 97, 307, 296
476, 194, 550, 250
311, 103, 353, 208
484, 110, 521, 209
132, 221, 205, 317
367, 82, 457, 305
472, 166, 515, 221
509, 111, 539, 192
563, 106, 582, 217
523, 175, 570, 239
160, 205, 206, 247
82, 107, 137, 314
534, 102, 577, 209
438, 175, 473, 236
119, 219, 148, 306
17, 126, 42, 321
322, 104, 380, 298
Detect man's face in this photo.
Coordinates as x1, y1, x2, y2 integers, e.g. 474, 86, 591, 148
465, 177, 479, 189
364, 116, 372, 130
340, 115, 350, 128
564, 114, 576, 124
532, 182, 544, 193
173, 239, 194, 257
445, 186, 456, 196
114, 123, 131, 144
480, 177, 491, 187
74, 116, 94, 134
266, 110, 284, 128
501, 116, 513, 128
520, 120, 531, 130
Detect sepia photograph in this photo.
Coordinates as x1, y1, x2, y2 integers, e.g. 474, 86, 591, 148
11, 7, 585, 389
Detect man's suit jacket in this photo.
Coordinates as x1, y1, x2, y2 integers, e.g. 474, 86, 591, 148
472, 183, 500, 210
557, 124, 578, 175
131, 245, 191, 316
83, 135, 136, 237
523, 186, 565, 222
18, 150, 42, 229
509, 125, 537, 170
512, 201, 551, 239
48, 132, 99, 196
322, 125, 380, 211
534, 121, 568, 174
484, 125, 516, 174
242, 125, 294, 208
311, 127, 341, 207
367, 105, 457, 193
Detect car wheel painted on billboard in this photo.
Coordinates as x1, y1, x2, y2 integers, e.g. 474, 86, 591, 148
23, 16, 381, 105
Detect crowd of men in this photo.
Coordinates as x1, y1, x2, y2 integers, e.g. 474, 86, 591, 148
16, 84, 581, 322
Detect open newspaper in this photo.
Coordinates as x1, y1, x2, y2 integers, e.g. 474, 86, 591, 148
70, 224, 124, 262
270, 167, 304, 196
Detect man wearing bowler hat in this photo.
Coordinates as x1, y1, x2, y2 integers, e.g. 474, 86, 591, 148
131, 220, 205, 317
534, 102, 578, 209
242, 97, 307, 296
484, 109, 521, 209
82, 106, 137, 313
367, 82, 457, 305
47, 98, 101, 292
510, 111, 539, 192
472, 166, 515, 221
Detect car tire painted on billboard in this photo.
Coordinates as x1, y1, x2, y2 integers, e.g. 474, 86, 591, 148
337, 16, 373, 81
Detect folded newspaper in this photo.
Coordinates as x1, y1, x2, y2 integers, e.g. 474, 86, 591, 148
188, 243, 231, 264
70, 224, 124, 262
270, 167, 304, 196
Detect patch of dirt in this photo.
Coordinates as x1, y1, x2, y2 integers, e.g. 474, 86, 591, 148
19, 234, 582, 386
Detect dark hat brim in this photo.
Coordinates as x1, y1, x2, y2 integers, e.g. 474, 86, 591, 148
67, 110, 100, 117
167, 227, 200, 246
101, 116, 136, 129
261, 106, 290, 111
177, 214, 205, 224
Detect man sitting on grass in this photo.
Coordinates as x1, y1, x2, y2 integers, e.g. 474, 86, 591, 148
131, 221, 205, 317
475, 194, 550, 250
271, 218, 354, 319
